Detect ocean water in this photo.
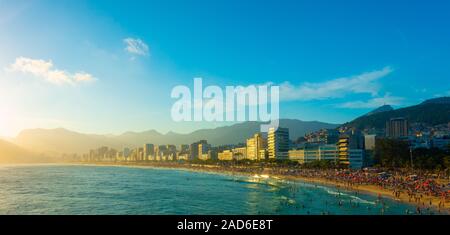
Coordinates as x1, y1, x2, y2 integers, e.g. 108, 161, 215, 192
0, 164, 432, 215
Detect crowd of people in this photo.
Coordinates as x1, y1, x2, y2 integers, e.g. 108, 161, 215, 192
258, 166, 450, 213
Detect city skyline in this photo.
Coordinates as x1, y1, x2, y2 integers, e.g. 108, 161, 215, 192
78, 113, 449, 170
1, 0, 450, 137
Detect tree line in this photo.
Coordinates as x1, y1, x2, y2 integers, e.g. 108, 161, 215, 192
373, 138, 450, 170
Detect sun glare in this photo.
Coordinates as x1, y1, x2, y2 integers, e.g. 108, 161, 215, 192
0, 100, 17, 137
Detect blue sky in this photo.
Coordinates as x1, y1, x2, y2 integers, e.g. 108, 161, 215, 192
1, 0, 450, 137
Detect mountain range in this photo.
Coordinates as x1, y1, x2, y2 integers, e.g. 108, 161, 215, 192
12, 119, 339, 156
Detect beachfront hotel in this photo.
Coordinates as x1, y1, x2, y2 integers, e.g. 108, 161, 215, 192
189, 140, 208, 160
288, 144, 338, 164
246, 133, 266, 161
232, 147, 247, 160
338, 136, 351, 167
218, 150, 234, 161
288, 144, 364, 169
268, 127, 290, 160
198, 142, 211, 160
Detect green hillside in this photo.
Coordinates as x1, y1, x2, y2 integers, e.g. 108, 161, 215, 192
345, 102, 450, 130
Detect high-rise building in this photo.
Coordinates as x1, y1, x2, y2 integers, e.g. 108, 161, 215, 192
156, 145, 167, 160
107, 148, 118, 161
386, 117, 409, 138
167, 145, 177, 157
267, 127, 289, 160
349, 130, 364, 149
143, 144, 155, 161
123, 148, 130, 158
98, 146, 109, 159
179, 144, 190, 153
137, 147, 144, 161
190, 140, 208, 160
364, 134, 376, 150
198, 141, 211, 159
189, 143, 199, 160
246, 133, 266, 160
337, 136, 350, 167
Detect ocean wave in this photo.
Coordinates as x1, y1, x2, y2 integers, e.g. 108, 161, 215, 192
315, 185, 376, 205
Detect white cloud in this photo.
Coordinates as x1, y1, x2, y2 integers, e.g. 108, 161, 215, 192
123, 38, 149, 56
73, 72, 96, 82
277, 67, 393, 101
337, 93, 404, 109
6, 57, 96, 85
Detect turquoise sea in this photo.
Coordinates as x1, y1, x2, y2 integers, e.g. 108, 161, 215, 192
0, 164, 435, 215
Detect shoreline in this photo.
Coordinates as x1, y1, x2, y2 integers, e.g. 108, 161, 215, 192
62, 161, 449, 214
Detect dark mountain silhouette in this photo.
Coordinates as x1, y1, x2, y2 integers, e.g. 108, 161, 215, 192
365, 105, 394, 116
345, 97, 450, 130
420, 96, 450, 105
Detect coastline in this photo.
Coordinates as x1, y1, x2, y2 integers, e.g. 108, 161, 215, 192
62, 161, 450, 213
